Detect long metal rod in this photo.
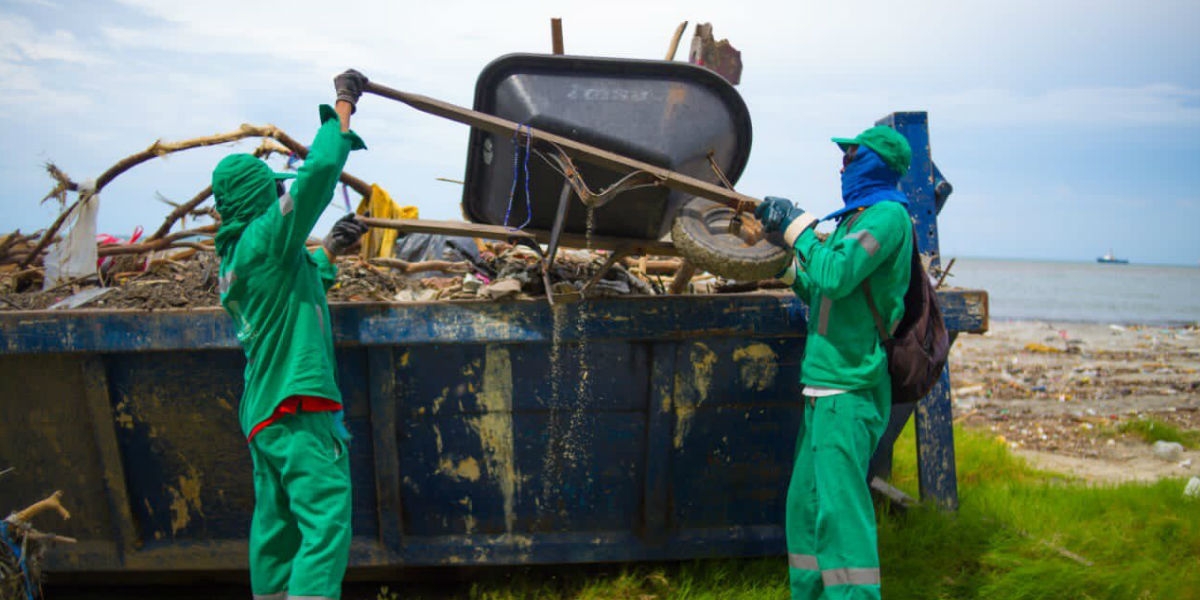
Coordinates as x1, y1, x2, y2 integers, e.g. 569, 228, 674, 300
358, 216, 681, 256
363, 82, 761, 212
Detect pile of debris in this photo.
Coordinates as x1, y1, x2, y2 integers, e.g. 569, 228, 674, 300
1, 117, 776, 312
1, 226, 754, 311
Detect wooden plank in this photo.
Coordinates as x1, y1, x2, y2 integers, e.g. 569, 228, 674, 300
550, 18, 564, 55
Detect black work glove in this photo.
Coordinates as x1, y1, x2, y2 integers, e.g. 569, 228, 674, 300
323, 213, 368, 256
755, 196, 806, 234
334, 69, 369, 113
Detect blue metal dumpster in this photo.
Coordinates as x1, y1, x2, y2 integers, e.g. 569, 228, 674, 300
0, 112, 987, 575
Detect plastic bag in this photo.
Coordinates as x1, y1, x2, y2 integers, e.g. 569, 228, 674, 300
43, 180, 99, 289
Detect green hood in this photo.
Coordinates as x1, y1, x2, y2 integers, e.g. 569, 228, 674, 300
212, 154, 295, 257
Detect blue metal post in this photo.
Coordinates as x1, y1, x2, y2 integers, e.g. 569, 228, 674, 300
876, 111, 959, 510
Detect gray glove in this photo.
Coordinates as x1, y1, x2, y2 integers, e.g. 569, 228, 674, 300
334, 69, 369, 113
323, 213, 368, 256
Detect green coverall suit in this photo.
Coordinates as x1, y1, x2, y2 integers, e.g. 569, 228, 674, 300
775, 133, 913, 600
212, 104, 365, 600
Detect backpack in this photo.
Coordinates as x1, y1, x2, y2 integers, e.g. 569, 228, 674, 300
859, 225, 951, 404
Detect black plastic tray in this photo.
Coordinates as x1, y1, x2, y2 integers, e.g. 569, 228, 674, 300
461, 54, 752, 240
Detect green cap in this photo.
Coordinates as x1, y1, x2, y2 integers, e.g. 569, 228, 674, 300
831, 125, 912, 175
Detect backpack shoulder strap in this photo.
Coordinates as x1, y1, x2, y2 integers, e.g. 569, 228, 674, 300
843, 210, 891, 341
860, 278, 890, 341
857, 216, 919, 343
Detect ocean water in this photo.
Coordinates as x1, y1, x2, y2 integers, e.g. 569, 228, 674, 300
945, 257, 1200, 326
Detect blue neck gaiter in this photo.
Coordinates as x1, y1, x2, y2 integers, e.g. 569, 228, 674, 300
822, 146, 908, 222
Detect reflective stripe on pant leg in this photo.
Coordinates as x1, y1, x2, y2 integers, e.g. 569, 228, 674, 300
787, 399, 822, 599
249, 431, 300, 599
811, 387, 888, 600
822, 567, 881, 587
283, 412, 352, 600
252, 593, 287, 600
288, 595, 340, 600
789, 553, 818, 571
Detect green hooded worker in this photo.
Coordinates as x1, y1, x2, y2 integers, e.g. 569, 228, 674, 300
213, 69, 369, 600
756, 125, 915, 600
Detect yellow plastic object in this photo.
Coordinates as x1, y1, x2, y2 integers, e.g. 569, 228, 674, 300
1023, 342, 1063, 354
356, 184, 418, 259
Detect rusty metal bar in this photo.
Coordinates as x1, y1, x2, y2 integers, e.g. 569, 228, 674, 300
358, 217, 536, 243
363, 82, 762, 212
358, 216, 681, 257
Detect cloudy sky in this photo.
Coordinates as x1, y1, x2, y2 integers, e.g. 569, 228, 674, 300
3, 0, 1198, 265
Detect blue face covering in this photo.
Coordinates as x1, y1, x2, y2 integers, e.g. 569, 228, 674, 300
822, 146, 908, 222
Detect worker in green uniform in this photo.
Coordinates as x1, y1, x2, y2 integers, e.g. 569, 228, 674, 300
212, 69, 370, 600
756, 125, 914, 600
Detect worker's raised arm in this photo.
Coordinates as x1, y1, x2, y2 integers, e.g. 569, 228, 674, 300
334, 68, 360, 133
264, 70, 368, 257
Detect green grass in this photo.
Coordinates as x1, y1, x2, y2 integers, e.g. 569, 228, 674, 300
1117, 417, 1200, 449
373, 422, 1200, 600
880, 424, 1200, 599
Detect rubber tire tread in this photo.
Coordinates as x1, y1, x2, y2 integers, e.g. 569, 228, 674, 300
671, 198, 792, 281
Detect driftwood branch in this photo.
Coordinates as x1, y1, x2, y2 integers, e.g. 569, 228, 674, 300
40, 163, 77, 205
9, 490, 70, 524
147, 138, 294, 242
99, 225, 216, 257
148, 186, 214, 242
29, 123, 377, 262
24, 531, 78, 544
19, 195, 87, 269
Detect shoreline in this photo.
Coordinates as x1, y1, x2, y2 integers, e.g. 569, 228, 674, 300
983, 316, 1200, 328
950, 319, 1199, 482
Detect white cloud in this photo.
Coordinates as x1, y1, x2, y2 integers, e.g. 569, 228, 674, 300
925, 84, 1200, 128
0, 13, 105, 65
3, 0, 1200, 263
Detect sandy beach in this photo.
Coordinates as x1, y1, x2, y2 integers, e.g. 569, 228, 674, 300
949, 320, 1200, 483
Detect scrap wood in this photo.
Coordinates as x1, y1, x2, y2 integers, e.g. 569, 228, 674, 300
688, 23, 742, 85
665, 20, 689, 61
369, 257, 471, 275
621, 255, 683, 275
2, 490, 75, 600
97, 225, 216, 257
668, 259, 698, 295
8, 491, 70, 525
24, 125, 375, 268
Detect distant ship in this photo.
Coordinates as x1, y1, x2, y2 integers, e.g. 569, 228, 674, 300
1097, 249, 1129, 264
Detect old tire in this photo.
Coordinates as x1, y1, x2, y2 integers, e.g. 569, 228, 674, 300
671, 197, 792, 281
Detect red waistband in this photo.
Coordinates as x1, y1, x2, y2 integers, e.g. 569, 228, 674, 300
247, 395, 343, 441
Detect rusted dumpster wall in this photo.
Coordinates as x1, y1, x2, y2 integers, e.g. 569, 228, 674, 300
0, 291, 986, 574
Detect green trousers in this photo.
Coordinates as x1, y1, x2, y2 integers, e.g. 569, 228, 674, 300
249, 411, 351, 600
786, 378, 890, 600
